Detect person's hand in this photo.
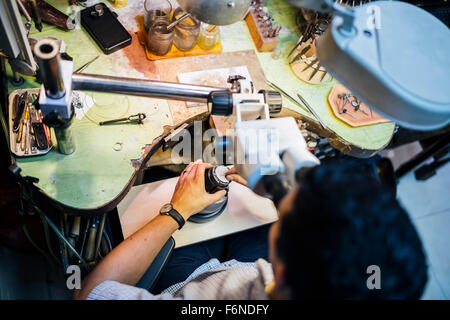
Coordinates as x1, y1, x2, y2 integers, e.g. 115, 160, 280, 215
225, 166, 248, 187
171, 160, 227, 220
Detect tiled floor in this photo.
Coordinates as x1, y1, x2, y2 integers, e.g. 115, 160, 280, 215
384, 143, 450, 300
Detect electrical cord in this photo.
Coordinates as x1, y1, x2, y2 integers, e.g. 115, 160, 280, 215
103, 228, 113, 252
39, 213, 63, 265
95, 230, 112, 260
21, 224, 56, 264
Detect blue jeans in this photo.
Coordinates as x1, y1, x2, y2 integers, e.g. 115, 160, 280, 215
152, 224, 272, 294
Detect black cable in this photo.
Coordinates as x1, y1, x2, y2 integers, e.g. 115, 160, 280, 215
22, 224, 54, 263
103, 228, 113, 252
39, 213, 62, 265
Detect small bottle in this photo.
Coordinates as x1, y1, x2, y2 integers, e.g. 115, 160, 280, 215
113, 0, 127, 8
197, 23, 220, 50
172, 7, 200, 51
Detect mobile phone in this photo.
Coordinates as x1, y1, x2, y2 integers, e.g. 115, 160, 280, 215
80, 3, 131, 55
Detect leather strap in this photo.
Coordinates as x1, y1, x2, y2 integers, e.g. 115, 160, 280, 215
167, 208, 185, 230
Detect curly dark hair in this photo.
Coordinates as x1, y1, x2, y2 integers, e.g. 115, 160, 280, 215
276, 161, 428, 299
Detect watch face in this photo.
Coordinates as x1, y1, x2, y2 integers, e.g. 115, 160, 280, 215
160, 203, 173, 214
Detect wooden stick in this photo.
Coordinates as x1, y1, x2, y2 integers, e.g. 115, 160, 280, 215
20, 0, 76, 30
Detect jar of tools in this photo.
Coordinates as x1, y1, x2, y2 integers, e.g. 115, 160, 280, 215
197, 23, 220, 50
172, 7, 200, 51
144, 0, 172, 32
147, 21, 174, 56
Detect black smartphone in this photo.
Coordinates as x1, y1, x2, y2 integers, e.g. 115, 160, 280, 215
80, 3, 131, 55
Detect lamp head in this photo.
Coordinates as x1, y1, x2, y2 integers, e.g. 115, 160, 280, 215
179, 0, 450, 130
177, 0, 252, 26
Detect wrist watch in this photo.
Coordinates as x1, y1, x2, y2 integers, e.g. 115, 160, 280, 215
160, 203, 185, 230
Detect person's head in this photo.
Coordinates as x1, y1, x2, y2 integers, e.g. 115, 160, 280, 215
268, 161, 428, 299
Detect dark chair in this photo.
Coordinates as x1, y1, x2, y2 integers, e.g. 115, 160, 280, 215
135, 237, 175, 291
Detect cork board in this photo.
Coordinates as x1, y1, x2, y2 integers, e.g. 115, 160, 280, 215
155, 50, 269, 125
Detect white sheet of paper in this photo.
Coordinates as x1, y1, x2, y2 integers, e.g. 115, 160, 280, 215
72, 91, 95, 120
118, 177, 278, 248
177, 66, 253, 108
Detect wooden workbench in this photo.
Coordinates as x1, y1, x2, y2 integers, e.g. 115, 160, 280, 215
7, 0, 395, 215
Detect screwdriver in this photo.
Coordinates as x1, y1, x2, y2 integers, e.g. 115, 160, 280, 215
74, 55, 99, 73
99, 113, 146, 126
20, 107, 30, 151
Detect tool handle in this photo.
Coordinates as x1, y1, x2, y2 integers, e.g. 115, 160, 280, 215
32, 122, 49, 150
128, 113, 146, 123
20, 123, 27, 151
99, 117, 128, 125
71, 216, 81, 237
13, 100, 26, 132
167, 13, 190, 30
84, 224, 98, 262
16, 120, 24, 143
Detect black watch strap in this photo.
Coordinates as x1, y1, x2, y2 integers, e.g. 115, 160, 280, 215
167, 208, 185, 230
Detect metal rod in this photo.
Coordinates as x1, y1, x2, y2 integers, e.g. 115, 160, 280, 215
17, 0, 32, 25
84, 219, 98, 262
11, 69, 23, 85
39, 210, 89, 267
267, 81, 309, 114
54, 125, 76, 155
74, 55, 99, 73
167, 13, 190, 30
296, 93, 327, 129
72, 73, 223, 103
59, 212, 69, 271
34, 39, 65, 98
94, 214, 106, 261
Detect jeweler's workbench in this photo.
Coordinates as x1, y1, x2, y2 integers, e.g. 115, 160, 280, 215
7, 0, 395, 215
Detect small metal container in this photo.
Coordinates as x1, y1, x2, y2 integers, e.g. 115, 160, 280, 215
147, 21, 174, 56
172, 7, 200, 51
